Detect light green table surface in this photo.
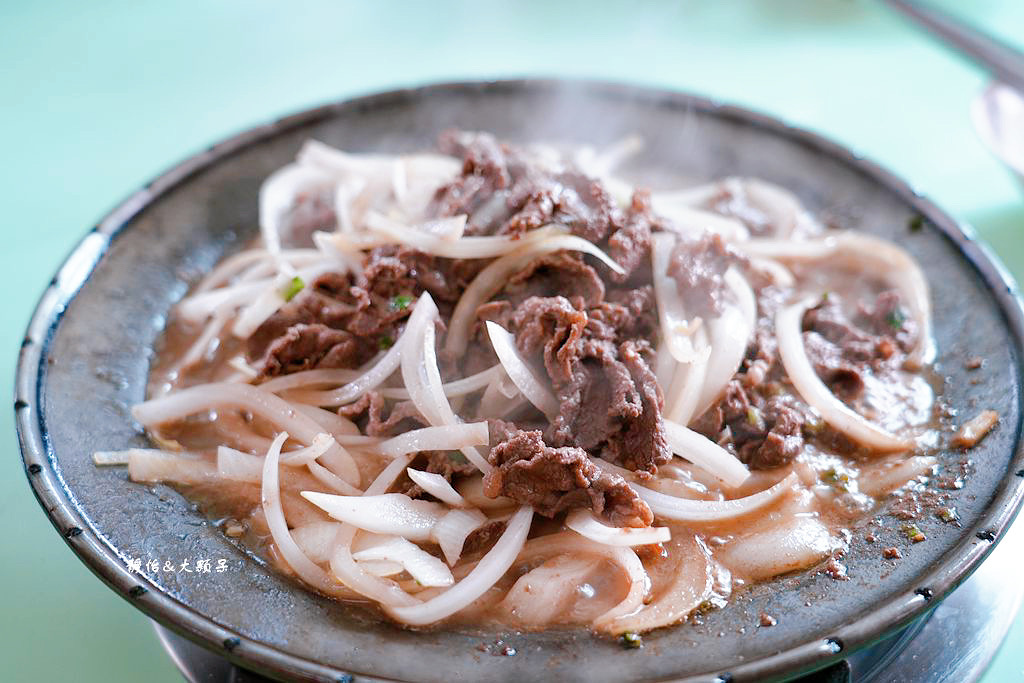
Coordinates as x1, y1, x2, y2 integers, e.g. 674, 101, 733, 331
4, 2, 1024, 681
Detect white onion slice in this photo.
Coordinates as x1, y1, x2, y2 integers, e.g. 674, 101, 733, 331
739, 232, 933, 367
357, 559, 406, 577
378, 365, 503, 400
595, 460, 798, 523
376, 423, 489, 459
400, 294, 491, 473
565, 510, 671, 547
258, 368, 362, 393
384, 506, 533, 625
695, 267, 756, 416
431, 508, 489, 565
291, 404, 362, 437
261, 433, 343, 595
300, 492, 446, 541
653, 202, 750, 241
485, 321, 559, 419
216, 446, 262, 483
406, 468, 466, 507
92, 449, 135, 466
663, 419, 750, 488
123, 450, 214, 484
591, 546, 651, 633
279, 433, 336, 466
776, 298, 914, 452
291, 521, 344, 564
132, 382, 361, 489
445, 235, 626, 355
327, 454, 422, 608
662, 324, 710, 426
259, 163, 336, 256
651, 232, 708, 364
352, 535, 454, 587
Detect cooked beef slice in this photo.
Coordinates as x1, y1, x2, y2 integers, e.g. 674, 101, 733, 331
607, 190, 659, 283
336, 392, 427, 437
668, 233, 742, 318
429, 131, 622, 241
484, 430, 652, 528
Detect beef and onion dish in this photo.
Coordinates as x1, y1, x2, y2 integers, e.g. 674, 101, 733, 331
95, 131, 962, 636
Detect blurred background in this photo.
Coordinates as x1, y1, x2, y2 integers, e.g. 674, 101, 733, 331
3, 1, 1023, 680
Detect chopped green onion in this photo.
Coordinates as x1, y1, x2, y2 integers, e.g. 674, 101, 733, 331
885, 308, 906, 330
820, 467, 851, 492
618, 632, 643, 650
282, 276, 304, 302
936, 507, 959, 524
901, 523, 926, 543
746, 407, 765, 430
390, 295, 413, 311
908, 215, 924, 232
378, 335, 394, 350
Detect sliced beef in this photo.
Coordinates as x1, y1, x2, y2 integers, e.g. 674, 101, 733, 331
484, 430, 653, 528
801, 331, 866, 401
512, 296, 588, 383
668, 233, 742, 318
607, 190, 658, 282
603, 340, 669, 473
259, 324, 362, 377
336, 392, 427, 437
248, 271, 411, 377
800, 293, 909, 399
546, 337, 669, 476
588, 285, 657, 343
859, 290, 916, 353
504, 252, 605, 308
430, 131, 622, 241
698, 380, 805, 470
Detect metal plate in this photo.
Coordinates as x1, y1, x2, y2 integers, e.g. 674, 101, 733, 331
15, 79, 1024, 682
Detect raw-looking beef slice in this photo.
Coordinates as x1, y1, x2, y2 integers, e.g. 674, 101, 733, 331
484, 430, 653, 528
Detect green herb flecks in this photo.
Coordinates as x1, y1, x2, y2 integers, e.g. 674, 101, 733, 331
820, 467, 851, 492
378, 335, 394, 350
390, 294, 413, 311
885, 308, 906, 330
936, 507, 959, 524
901, 523, 926, 543
618, 632, 643, 650
804, 415, 825, 436
908, 214, 924, 232
281, 276, 304, 302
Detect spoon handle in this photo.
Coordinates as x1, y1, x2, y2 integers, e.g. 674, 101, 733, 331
883, 0, 1024, 93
